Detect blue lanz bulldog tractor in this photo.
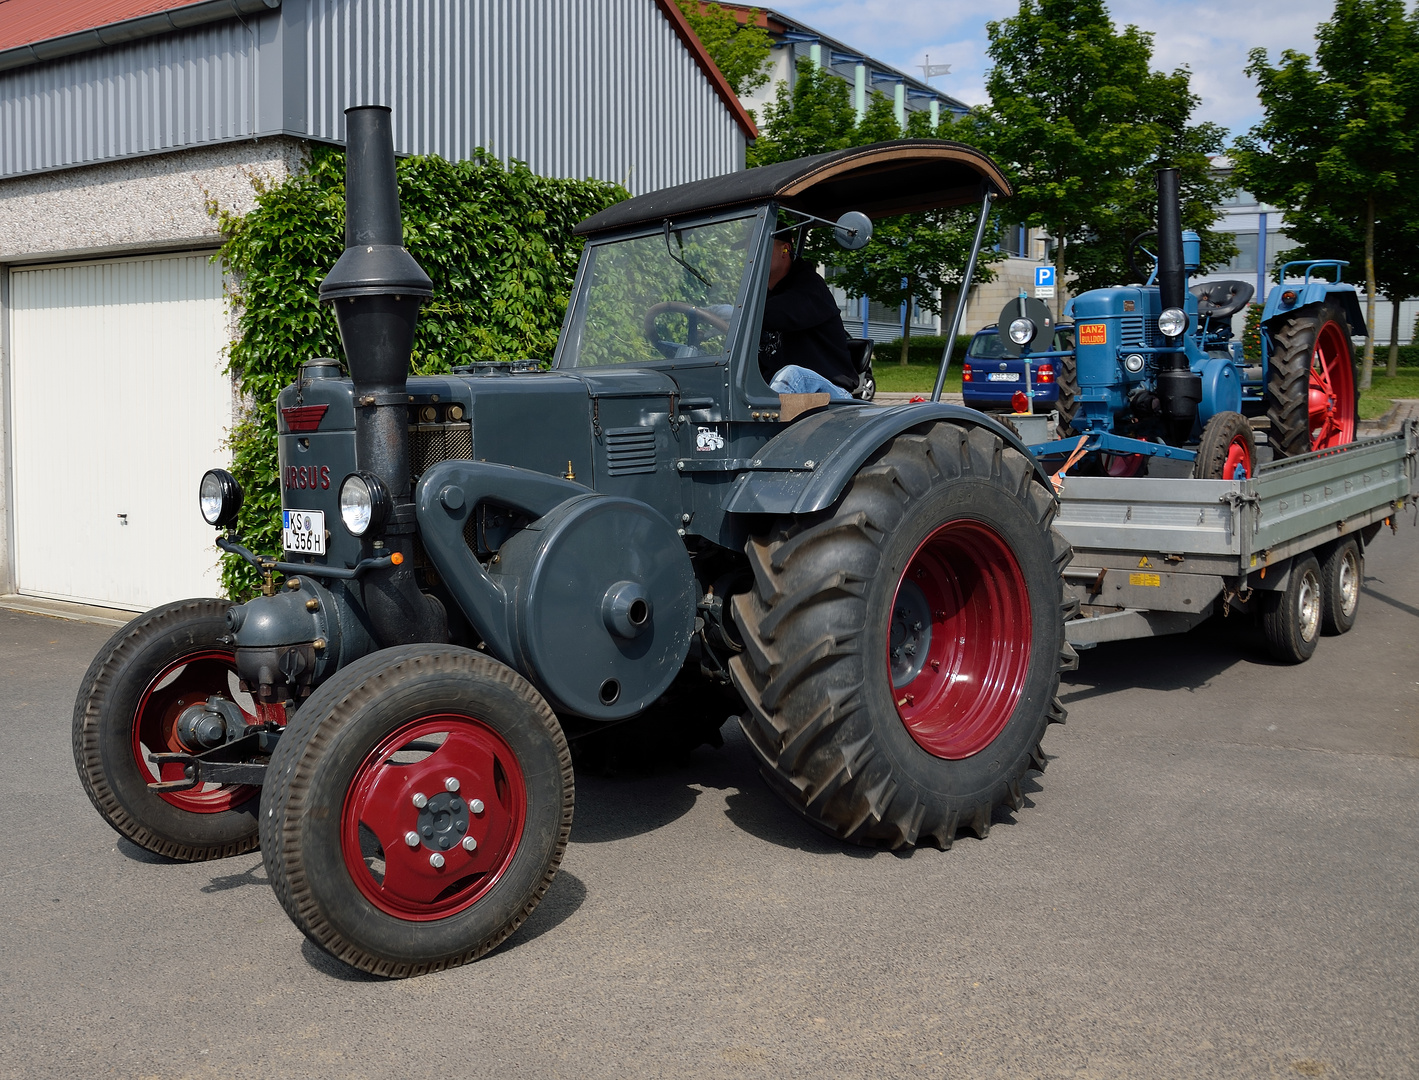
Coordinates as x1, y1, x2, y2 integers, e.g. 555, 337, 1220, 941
73, 110, 1074, 977
1025, 167, 1364, 479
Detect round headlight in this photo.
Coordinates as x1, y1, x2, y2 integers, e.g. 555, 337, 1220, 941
199, 469, 243, 528
1123, 353, 1146, 373
1158, 307, 1188, 337
339, 472, 390, 537
1008, 317, 1035, 345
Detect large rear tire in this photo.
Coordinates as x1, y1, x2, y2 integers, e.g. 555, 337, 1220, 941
729, 422, 1072, 849
259, 645, 572, 977
72, 599, 262, 861
1267, 303, 1358, 458
1055, 350, 1079, 435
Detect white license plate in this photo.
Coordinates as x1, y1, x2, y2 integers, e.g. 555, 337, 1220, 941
283, 509, 326, 555
987, 372, 1020, 382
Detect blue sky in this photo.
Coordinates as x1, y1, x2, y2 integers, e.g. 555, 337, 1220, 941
761, 0, 1340, 141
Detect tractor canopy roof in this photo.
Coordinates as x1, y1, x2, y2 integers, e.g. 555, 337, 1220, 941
574, 139, 1013, 236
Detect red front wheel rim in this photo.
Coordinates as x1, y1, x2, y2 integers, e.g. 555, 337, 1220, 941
1308, 320, 1356, 449
131, 649, 258, 813
887, 520, 1033, 759
1224, 434, 1252, 479
341, 714, 528, 921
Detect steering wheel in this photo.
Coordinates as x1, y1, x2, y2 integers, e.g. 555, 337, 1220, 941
1127, 230, 1160, 285
643, 301, 731, 359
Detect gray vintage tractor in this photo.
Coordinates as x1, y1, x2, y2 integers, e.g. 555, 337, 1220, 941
74, 107, 1073, 977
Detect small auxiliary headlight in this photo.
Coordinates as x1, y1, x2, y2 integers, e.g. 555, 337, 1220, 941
339, 472, 391, 537
1123, 353, 1146, 373
1158, 307, 1188, 337
1008, 317, 1035, 345
199, 469, 243, 528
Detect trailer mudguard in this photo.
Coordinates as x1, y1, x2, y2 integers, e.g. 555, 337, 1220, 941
721, 402, 1054, 516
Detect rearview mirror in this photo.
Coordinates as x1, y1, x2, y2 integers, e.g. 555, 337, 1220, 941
834, 211, 872, 250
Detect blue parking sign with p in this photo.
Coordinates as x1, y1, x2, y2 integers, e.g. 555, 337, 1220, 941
1035, 266, 1055, 288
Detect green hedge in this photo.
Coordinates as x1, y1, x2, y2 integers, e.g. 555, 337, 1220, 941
214, 145, 626, 598
876, 334, 976, 366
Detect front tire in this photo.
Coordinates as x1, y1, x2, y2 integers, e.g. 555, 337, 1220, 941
729, 422, 1071, 849
1193, 411, 1255, 480
1261, 554, 1322, 663
72, 599, 262, 860
260, 645, 572, 977
1267, 303, 1358, 458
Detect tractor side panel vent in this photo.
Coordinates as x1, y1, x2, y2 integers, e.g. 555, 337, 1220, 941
409, 422, 473, 483
1120, 316, 1146, 348
605, 427, 657, 475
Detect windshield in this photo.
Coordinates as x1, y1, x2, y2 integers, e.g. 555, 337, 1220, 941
560, 216, 756, 367
967, 327, 1072, 360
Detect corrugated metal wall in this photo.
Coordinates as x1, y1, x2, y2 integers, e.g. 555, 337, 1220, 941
0, 0, 745, 191
304, 0, 743, 192
0, 18, 265, 177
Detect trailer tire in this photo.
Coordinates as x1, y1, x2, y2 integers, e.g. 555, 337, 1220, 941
1319, 538, 1362, 636
260, 645, 572, 977
1260, 554, 1323, 663
729, 421, 1071, 850
1267, 303, 1358, 458
1192, 411, 1255, 479
72, 599, 261, 861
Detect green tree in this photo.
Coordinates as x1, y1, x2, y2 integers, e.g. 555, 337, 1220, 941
674, 2, 772, 98
970, 0, 1234, 295
1232, 0, 1419, 387
751, 61, 1002, 364
214, 147, 624, 596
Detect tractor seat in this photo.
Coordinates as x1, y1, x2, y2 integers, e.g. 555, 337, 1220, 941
846, 337, 875, 374
1190, 279, 1254, 320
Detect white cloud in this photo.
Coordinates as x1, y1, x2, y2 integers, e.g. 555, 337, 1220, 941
761, 0, 1339, 138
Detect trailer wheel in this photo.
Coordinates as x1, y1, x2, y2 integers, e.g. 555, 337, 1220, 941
71, 599, 262, 860
729, 422, 1071, 849
1260, 554, 1323, 663
1193, 411, 1255, 479
1267, 303, 1358, 458
1319, 538, 1362, 635
260, 645, 572, 977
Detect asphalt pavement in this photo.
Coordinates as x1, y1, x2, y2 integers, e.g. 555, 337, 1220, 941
1, 521, 1415, 1079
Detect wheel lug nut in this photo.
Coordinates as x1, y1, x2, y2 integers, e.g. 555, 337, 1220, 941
470, 799, 485, 815
450, 799, 463, 812
429, 853, 445, 868
421, 826, 433, 837
438, 837, 450, 850
404, 831, 419, 847
462, 836, 477, 852
444, 777, 460, 792
412, 792, 428, 809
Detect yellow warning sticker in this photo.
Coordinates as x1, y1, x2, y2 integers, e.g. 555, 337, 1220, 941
1078, 323, 1107, 345
1129, 572, 1161, 587
1138, 556, 1153, 568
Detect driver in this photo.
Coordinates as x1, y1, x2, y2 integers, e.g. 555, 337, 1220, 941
760, 237, 857, 399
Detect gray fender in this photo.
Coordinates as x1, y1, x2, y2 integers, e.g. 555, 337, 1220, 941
721, 402, 1055, 517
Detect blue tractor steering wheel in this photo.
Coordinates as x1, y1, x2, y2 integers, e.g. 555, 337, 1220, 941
1127, 230, 1160, 286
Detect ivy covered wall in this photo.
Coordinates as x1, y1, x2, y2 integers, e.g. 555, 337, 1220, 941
214, 145, 626, 596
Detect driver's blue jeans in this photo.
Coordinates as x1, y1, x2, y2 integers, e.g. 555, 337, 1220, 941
769, 365, 854, 400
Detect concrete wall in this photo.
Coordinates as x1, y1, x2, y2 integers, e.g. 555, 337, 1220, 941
0, 137, 308, 596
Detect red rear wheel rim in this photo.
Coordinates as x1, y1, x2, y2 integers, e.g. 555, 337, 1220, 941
1224, 434, 1252, 479
341, 714, 527, 921
887, 521, 1032, 759
1308, 320, 1356, 449
131, 649, 258, 813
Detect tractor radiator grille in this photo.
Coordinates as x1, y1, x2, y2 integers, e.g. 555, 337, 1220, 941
409, 422, 473, 483
605, 427, 657, 475
1119, 315, 1160, 349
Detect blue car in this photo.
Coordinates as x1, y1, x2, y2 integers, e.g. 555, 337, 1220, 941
961, 323, 1076, 417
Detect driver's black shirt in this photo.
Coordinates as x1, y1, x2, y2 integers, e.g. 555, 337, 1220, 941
759, 258, 856, 391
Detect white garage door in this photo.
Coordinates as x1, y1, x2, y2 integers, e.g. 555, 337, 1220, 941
9, 252, 232, 610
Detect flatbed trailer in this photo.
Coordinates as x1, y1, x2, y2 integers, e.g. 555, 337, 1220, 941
1053, 421, 1417, 656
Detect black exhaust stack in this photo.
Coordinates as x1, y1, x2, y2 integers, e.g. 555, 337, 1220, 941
319, 105, 447, 646
1151, 167, 1201, 439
